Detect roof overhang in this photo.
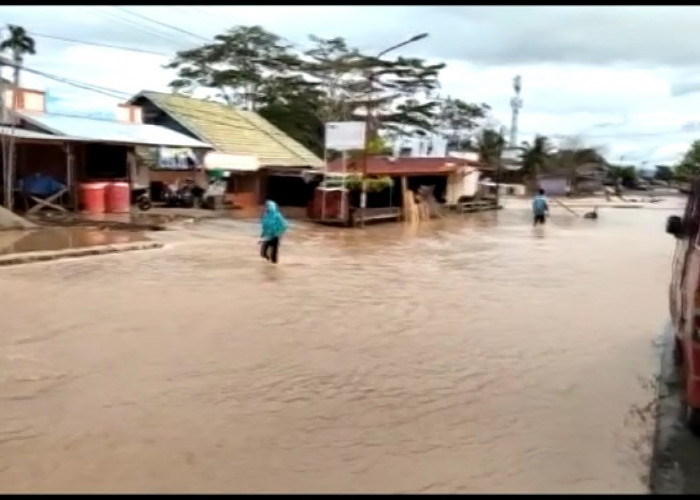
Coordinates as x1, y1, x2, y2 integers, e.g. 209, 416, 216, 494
13, 110, 212, 150
0, 126, 73, 144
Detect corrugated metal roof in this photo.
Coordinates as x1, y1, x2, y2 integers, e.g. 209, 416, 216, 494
15, 111, 212, 149
0, 126, 74, 142
131, 91, 323, 168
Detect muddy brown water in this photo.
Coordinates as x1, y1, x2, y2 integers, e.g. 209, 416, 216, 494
0, 201, 683, 493
0, 228, 145, 255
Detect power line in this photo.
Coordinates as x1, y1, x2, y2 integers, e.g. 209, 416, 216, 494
174, 6, 230, 32
11, 14, 689, 143
1, 62, 271, 132
170, 6, 303, 49
518, 129, 700, 139
4, 61, 131, 100
29, 32, 169, 57
114, 6, 210, 43
91, 7, 186, 46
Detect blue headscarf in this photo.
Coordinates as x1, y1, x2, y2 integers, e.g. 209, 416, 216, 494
260, 200, 288, 241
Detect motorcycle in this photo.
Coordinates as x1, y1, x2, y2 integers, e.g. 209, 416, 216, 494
131, 187, 152, 211
137, 192, 152, 211
163, 180, 204, 208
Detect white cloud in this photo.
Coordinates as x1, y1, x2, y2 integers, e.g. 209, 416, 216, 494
1, 5, 699, 166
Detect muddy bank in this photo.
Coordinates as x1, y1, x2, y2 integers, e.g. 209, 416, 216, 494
0, 226, 162, 267
0, 227, 150, 256
0, 241, 163, 267
26, 210, 198, 232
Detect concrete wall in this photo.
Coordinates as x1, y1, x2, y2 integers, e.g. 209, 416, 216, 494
445, 168, 480, 204
116, 104, 143, 124
3, 87, 46, 114
227, 172, 260, 208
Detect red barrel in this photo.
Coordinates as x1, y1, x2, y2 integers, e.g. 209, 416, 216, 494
105, 182, 131, 213
79, 182, 107, 214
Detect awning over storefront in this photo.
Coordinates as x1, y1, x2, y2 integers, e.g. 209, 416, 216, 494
203, 152, 260, 172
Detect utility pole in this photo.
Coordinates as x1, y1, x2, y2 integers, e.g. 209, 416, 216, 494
359, 32, 428, 227
509, 75, 522, 147
0, 60, 5, 207
6, 45, 19, 211
0, 55, 9, 210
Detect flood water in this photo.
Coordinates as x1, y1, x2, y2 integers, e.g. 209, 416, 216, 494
0, 199, 682, 493
0, 228, 144, 255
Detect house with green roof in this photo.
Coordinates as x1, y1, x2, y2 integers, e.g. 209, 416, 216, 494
128, 91, 324, 209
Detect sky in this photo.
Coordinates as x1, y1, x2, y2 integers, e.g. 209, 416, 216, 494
2, 5, 700, 166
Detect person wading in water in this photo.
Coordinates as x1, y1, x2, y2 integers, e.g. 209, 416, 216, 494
259, 200, 288, 264
532, 188, 550, 226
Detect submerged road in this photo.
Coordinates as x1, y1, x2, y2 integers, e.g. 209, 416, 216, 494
0, 202, 682, 493
650, 324, 700, 494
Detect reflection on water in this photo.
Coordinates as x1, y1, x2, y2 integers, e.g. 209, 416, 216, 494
0, 201, 683, 493
0, 228, 145, 255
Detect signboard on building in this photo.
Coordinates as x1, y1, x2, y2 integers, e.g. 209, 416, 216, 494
325, 121, 366, 151
158, 147, 196, 169
393, 135, 448, 158
203, 152, 259, 172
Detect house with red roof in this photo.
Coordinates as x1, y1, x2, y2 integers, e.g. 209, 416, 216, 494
310, 154, 491, 226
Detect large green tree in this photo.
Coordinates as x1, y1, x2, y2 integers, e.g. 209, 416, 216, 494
477, 128, 505, 168
0, 24, 36, 210
435, 96, 490, 149
300, 35, 364, 124
356, 55, 445, 138
654, 165, 675, 182
165, 27, 486, 157
256, 75, 325, 156
676, 140, 700, 181
166, 25, 299, 110
0, 24, 35, 88
298, 35, 446, 140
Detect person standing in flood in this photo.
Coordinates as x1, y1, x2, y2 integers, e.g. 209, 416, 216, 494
260, 200, 288, 264
532, 188, 550, 226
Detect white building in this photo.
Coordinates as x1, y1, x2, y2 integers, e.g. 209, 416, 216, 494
392, 134, 448, 158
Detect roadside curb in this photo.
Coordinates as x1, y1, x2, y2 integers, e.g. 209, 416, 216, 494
648, 322, 700, 494
649, 324, 684, 494
0, 241, 164, 267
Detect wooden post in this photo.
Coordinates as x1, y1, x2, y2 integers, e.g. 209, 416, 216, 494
65, 142, 75, 209
341, 151, 347, 224
401, 176, 408, 221
6, 47, 21, 211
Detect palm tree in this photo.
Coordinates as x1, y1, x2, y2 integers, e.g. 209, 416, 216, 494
0, 25, 35, 209
477, 128, 506, 169
0, 24, 36, 88
520, 135, 552, 191
475, 128, 506, 202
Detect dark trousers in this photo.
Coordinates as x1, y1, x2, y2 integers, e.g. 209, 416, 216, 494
260, 237, 280, 263
533, 213, 546, 225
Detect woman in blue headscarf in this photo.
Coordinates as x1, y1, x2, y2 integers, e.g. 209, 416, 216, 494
260, 200, 288, 264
